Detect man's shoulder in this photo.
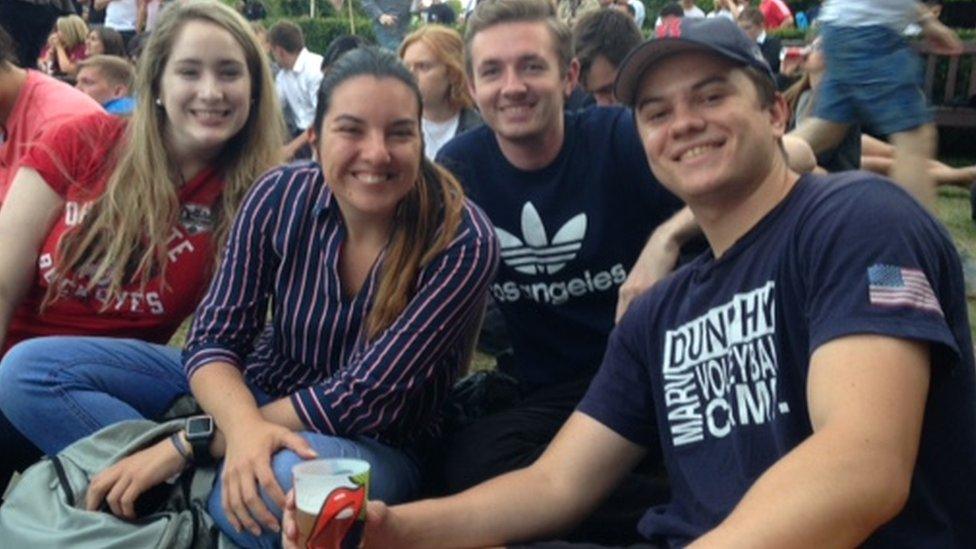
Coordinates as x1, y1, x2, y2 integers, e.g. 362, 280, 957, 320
104, 96, 136, 116
298, 49, 324, 75
26, 70, 102, 119
437, 123, 495, 163
796, 171, 924, 214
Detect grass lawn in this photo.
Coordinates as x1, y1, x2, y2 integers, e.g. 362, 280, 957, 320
936, 184, 976, 341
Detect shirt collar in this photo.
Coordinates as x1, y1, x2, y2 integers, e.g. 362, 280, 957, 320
291, 48, 314, 73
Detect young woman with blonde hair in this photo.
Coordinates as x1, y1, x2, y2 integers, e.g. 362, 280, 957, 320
0, 0, 282, 486
399, 25, 482, 160
39, 14, 90, 76
2, 46, 498, 548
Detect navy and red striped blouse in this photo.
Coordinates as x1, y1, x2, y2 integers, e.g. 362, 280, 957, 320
182, 161, 499, 445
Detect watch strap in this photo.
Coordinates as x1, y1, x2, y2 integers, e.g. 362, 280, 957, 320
169, 432, 193, 464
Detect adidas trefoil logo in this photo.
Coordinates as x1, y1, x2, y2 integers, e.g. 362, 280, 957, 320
495, 202, 587, 275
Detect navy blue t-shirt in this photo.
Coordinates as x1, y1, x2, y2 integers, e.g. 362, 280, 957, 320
579, 172, 976, 547
437, 107, 684, 389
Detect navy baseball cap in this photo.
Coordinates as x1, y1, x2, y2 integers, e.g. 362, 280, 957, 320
614, 17, 774, 107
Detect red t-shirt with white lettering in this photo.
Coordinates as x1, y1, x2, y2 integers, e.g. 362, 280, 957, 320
5, 111, 224, 353
0, 70, 103, 202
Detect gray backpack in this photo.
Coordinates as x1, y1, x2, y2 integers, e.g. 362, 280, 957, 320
0, 419, 229, 548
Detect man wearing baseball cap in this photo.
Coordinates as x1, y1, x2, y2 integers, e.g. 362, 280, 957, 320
283, 17, 976, 549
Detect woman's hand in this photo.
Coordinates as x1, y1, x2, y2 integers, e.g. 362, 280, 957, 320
220, 420, 317, 536
85, 437, 187, 519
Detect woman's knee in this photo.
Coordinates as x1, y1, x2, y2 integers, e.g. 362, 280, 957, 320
0, 338, 69, 405
271, 448, 303, 493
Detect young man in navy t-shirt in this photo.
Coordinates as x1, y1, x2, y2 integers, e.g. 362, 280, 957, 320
292, 17, 976, 548
431, 0, 691, 541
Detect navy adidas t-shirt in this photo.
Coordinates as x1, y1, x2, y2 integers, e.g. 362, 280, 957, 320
437, 107, 684, 389
579, 172, 976, 547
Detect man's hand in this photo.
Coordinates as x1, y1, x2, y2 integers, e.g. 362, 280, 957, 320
616, 233, 680, 322
616, 207, 699, 322
282, 490, 300, 549
379, 13, 398, 26
85, 437, 187, 519
282, 490, 406, 549
220, 420, 317, 536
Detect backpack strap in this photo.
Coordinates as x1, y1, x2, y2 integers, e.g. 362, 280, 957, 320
49, 457, 75, 506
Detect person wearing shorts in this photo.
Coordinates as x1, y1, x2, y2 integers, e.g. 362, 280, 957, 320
791, 0, 961, 210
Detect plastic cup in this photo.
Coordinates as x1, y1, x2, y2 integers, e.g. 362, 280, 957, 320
292, 459, 370, 549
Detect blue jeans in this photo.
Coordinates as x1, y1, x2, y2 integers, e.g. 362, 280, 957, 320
0, 336, 188, 454
0, 336, 422, 548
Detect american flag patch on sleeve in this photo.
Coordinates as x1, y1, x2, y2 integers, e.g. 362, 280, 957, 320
867, 264, 943, 316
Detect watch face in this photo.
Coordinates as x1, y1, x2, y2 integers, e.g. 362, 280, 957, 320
187, 416, 214, 437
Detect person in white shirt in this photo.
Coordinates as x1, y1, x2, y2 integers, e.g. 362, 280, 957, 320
656, 0, 706, 28
96, 0, 138, 45
681, 0, 706, 18
629, 0, 646, 27
268, 20, 324, 160
709, 0, 747, 20
399, 25, 481, 160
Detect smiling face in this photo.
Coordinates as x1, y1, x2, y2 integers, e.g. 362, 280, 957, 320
633, 51, 788, 207
85, 30, 104, 56
158, 20, 252, 166
468, 21, 575, 150
316, 75, 421, 223
402, 40, 452, 115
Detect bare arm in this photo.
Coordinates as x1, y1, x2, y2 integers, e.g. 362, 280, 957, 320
0, 168, 65, 349
918, 5, 963, 56
693, 335, 930, 548
54, 43, 79, 76
190, 362, 314, 536
366, 412, 647, 548
280, 131, 310, 162
136, 0, 148, 33
616, 207, 699, 321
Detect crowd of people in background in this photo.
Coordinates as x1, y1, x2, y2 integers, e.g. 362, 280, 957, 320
0, 0, 974, 547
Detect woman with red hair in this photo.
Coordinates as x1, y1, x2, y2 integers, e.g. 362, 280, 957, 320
400, 25, 482, 160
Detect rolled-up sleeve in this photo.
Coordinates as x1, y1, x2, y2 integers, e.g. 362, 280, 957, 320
290, 202, 500, 436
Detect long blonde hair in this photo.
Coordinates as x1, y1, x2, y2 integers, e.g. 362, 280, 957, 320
46, 0, 283, 309
57, 15, 88, 50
